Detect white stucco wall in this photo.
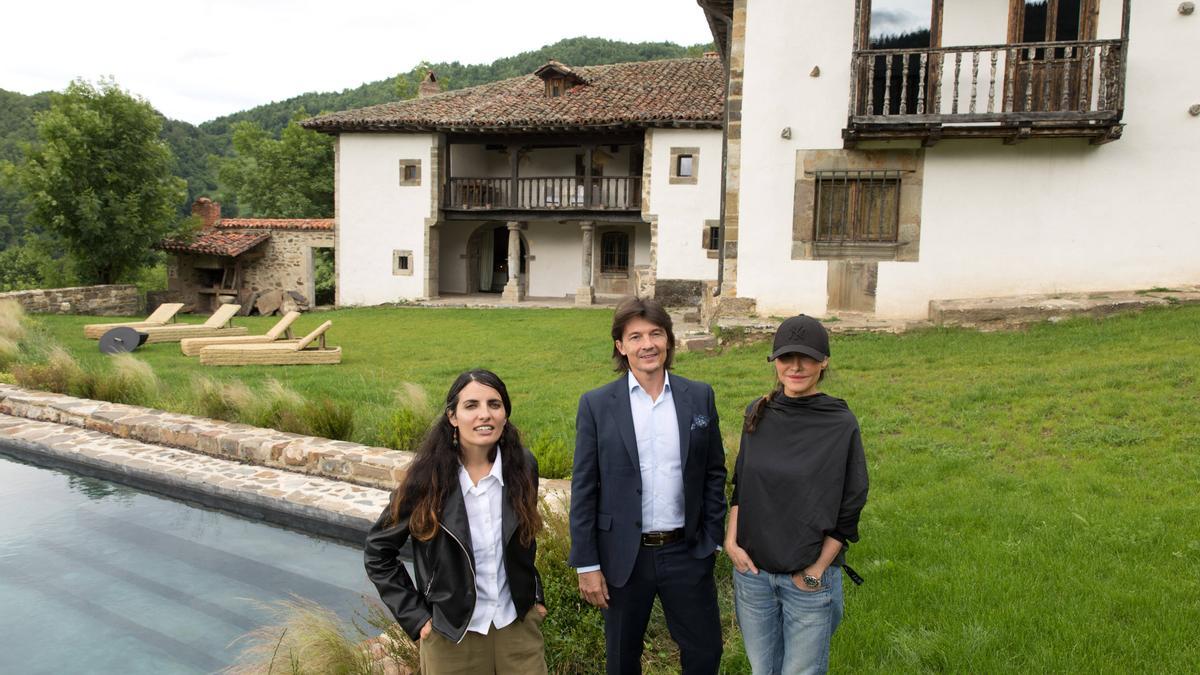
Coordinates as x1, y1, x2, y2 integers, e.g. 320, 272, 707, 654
734, 0, 1200, 318
647, 128, 724, 281
526, 221, 582, 298
337, 133, 436, 305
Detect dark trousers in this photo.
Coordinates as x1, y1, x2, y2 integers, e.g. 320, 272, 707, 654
604, 540, 722, 675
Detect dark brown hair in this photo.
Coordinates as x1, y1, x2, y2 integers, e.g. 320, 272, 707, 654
390, 369, 542, 546
610, 296, 675, 373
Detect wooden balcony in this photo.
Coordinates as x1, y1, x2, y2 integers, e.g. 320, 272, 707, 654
845, 38, 1128, 146
443, 176, 642, 220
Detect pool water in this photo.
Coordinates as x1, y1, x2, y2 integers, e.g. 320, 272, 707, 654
0, 450, 380, 673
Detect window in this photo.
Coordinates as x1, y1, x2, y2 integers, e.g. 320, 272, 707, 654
677, 155, 694, 177
702, 219, 721, 258
813, 171, 901, 243
669, 147, 699, 185
392, 249, 414, 276
600, 232, 629, 274
398, 159, 421, 186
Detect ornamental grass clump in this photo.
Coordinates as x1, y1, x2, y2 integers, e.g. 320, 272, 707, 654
90, 354, 161, 406
249, 379, 309, 435
224, 596, 415, 675
0, 299, 26, 343
191, 375, 256, 422
0, 337, 19, 371
377, 382, 435, 451
12, 345, 81, 394
301, 398, 355, 442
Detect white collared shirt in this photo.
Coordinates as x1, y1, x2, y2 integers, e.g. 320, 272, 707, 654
458, 452, 516, 634
627, 370, 685, 533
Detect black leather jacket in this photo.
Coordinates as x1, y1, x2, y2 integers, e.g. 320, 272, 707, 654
364, 452, 544, 643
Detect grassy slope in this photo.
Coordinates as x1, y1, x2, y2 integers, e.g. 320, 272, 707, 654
23, 305, 1200, 672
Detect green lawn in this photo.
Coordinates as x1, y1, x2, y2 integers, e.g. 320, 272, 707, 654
18, 305, 1200, 672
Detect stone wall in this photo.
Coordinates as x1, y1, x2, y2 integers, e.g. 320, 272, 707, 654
242, 229, 336, 302
0, 285, 140, 316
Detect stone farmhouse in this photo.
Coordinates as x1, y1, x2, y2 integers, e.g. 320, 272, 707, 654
302, 57, 726, 307
698, 0, 1200, 318
159, 197, 335, 313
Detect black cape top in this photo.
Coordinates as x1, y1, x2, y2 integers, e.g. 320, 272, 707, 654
731, 392, 869, 574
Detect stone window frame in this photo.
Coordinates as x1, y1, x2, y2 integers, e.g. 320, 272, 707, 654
701, 219, 720, 259
393, 249, 414, 276
399, 159, 422, 187
793, 149, 923, 263
669, 147, 699, 185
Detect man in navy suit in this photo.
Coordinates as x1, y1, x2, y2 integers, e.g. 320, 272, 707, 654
569, 297, 727, 674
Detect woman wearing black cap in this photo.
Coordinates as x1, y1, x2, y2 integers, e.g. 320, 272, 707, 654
724, 315, 868, 675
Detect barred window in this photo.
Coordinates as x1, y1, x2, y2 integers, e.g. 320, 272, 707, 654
704, 224, 720, 251
600, 231, 629, 273
813, 170, 900, 243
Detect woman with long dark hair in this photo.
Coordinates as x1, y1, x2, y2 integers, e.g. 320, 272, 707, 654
365, 369, 546, 674
725, 316, 868, 675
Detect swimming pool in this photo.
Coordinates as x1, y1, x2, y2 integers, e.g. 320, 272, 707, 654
0, 448, 379, 673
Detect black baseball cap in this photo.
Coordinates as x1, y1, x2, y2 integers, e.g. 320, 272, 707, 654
768, 315, 830, 362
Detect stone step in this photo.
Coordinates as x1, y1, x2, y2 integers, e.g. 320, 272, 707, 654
929, 286, 1200, 330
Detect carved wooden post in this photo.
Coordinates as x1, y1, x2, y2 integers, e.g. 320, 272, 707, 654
501, 221, 524, 303
576, 221, 595, 305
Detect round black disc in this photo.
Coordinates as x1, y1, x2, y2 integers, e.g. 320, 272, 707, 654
99, 326, 147, 354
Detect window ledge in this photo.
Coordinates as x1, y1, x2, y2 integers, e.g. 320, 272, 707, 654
812, 241, 903, 261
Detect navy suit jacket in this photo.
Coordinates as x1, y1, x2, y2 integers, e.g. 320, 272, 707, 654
568, 372, 727, 588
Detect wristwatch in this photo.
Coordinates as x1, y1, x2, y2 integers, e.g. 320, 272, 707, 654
802, 573, 822, 589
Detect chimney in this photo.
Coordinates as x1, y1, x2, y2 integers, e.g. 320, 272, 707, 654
191, 197, 222, 228
418, 71, 440, 99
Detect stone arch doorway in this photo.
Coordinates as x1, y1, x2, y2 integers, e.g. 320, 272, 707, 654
465, 223, 529, 293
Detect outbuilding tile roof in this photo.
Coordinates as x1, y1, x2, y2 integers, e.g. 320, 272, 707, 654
216, 218, 334, 231
302, 57, 725, 134
158, 229, 271, 258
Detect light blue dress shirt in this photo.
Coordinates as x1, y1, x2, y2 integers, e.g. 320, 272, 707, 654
627, 370, 685, 533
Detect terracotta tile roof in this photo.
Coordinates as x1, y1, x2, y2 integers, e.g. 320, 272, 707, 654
158, 229, 271, 258
216, 218, 334, 231
301, 58, 725, 134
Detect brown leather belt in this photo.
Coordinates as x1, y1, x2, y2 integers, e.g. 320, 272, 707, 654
640, 529, 684, 547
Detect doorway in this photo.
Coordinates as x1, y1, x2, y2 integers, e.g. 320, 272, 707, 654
466, 224, 528, 294
1007, 0, 1099, 113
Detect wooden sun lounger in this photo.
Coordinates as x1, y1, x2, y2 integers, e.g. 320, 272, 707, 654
179, 311, 301, 356
199, 320, 341, 366
136, 303, 249, 344
83, 303, 185, 339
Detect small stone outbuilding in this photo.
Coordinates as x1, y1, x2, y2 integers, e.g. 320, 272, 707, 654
159, 198, 335, 313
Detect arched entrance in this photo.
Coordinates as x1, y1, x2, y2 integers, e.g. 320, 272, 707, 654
465, 223, 529, 293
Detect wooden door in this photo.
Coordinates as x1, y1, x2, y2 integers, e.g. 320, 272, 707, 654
1007, 0, 1099, 113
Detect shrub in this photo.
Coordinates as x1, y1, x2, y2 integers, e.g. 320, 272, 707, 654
376, 382, 435, 451
528, 432, 572, 480
302, 398, 355, 441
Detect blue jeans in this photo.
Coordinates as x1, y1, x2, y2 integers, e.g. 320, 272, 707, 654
732, 565, 844, 675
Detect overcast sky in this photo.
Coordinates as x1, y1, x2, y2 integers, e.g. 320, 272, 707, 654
3, 0, 715, 125
869, 0, 934, 38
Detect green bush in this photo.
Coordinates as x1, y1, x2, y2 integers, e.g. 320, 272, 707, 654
302, 398, 355, 441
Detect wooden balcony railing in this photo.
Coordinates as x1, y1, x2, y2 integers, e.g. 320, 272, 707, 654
445, 176, 642, 211
848, 39, 1127, 126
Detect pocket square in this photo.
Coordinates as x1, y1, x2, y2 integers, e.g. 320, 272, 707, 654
690, 414, 709, 430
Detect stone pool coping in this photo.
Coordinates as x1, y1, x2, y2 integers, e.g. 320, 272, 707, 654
0, 413, 389, 542
0, 384, 570, 495
0, 384, 571, 537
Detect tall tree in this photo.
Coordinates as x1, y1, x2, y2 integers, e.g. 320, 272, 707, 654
217, 113, 333, 218
15, 79, 187, 284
